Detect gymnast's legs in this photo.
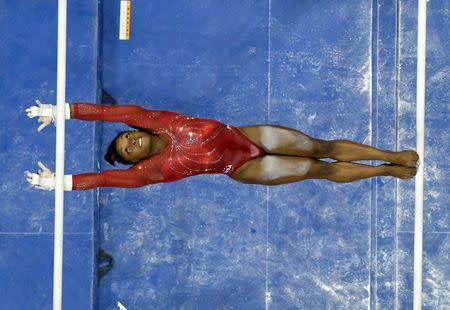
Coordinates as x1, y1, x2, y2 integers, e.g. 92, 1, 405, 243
239, 125, 419, 167
231, 156, 417, 185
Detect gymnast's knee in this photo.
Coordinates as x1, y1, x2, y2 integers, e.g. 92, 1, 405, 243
306, 159, 336, 179
312, 139, 334, 158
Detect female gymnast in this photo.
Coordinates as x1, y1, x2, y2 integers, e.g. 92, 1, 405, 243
25, 101, 419, 191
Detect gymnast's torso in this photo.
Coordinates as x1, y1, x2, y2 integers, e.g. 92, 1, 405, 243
70, 103, 265, 190
151, 114, 265, 177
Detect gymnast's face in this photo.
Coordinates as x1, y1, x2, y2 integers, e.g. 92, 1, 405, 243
115, 131, 152, 163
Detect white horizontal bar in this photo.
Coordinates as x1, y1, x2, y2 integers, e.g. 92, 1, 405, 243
414, 0, 427, 309
53, 0, 67, 309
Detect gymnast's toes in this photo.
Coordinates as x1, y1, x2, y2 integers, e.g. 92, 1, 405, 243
396, 150, 420, 168
385, 164, 417, 179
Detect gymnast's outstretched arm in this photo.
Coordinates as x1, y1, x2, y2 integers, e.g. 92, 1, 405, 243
26, 162, 164, 191
26, 100, 178, 132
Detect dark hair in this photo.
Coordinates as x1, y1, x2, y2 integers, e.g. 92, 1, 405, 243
104, 131, 134, 166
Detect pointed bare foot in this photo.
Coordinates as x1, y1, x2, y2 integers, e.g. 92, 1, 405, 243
390, 150, 420, 168
384, 164, 417, 179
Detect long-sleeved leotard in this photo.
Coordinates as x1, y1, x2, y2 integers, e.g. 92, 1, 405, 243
70, 103, 265, 190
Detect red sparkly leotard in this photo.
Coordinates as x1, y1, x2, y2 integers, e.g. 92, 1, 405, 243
70, 103, 265, 190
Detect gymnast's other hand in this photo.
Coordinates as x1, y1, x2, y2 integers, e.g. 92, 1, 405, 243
25, 99, 55, 132
26, 162, 55, 191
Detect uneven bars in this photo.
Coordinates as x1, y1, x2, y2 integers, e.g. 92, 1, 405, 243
414, 0, 427, 309
53, 0, 67, 309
